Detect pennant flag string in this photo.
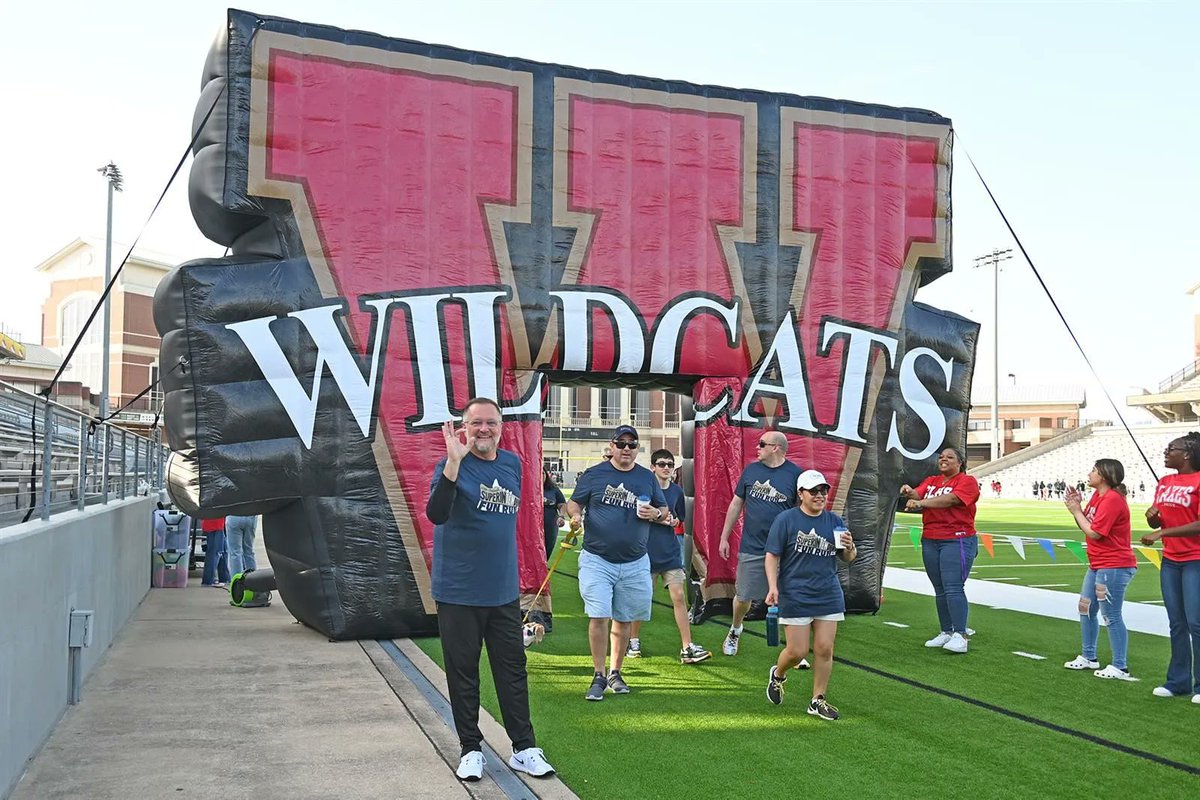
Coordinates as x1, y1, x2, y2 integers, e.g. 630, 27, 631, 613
979, 533, 994, 558
1036, 538, 1057, 560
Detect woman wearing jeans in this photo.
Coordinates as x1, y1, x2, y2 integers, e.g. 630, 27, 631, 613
1062, 459, 1137, 680
1142, 433, 1200, 704
900, 447, 980, 654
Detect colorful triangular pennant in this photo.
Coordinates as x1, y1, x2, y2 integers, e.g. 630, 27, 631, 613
1063, 540, 1087, 564
1037, 538, 1056, 560
1007, 536, 1026, 560
979, 533, 994, 558
1135, 546, 1162, 570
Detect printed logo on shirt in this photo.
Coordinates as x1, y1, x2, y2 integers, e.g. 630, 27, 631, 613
478, 480, 519, 514
602, 483, 640, 509
748, 480, 790, 503
1157, 484, 1195, 508
925, 485, 955, 499
793, 529, 836, 557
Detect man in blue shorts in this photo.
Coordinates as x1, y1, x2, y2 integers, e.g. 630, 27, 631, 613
426, 397, 555, 781
764, 469, 858, 720
567, 425, 667, 700
626, 448, 711, 665
717, 430, 803, 657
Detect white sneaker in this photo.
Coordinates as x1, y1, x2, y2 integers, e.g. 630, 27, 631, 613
1152, 686, 1182, 698
1094, 665, 1138, 681
1064, 655, 1099, 670
509, 747, 555, 777
925, 632, 952, 648
1192, 694, 1200, 705
942, 632, 968, 654
722, 628, 741, 656
626, 638, 641, 659
796, 658, 811, 670
965, 627, 976, 637
456, 751, 485, 781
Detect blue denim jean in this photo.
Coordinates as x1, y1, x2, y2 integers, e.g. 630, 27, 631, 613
1079, 566, 1137, 670
202, 529, 230, 585
922, 536, 978, 634
225, 515, 258, 577
1160, 557, 1200, 694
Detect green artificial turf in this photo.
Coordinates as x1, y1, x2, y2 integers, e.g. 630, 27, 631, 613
415, 528, 1197, 800
890, 498, 1164, 602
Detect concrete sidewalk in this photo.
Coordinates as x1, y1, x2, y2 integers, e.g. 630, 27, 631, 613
10, 573, 575, 799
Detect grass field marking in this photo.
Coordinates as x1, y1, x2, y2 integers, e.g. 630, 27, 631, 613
984, 577, 1021, 582
1012, 651, 1047, 660
832, 655, 1200, 777
1029, 584, 1070, 589
970, 563, 1086, 570
883, 621, 910, 628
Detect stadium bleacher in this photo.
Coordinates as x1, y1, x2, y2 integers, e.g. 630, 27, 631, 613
972, 421, 1197, 500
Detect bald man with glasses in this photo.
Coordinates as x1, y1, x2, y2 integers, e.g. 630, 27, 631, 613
718, 431, 804, 657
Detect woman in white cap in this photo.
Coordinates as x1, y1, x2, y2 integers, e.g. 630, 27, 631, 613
763, 469, 857, 720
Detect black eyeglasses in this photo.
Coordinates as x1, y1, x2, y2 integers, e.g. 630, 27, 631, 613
612, 441, 639, 450
803, 487, 830, 496
756, 440, 778, 449
654, 461, 675, 468
1165, 446, 1186, 454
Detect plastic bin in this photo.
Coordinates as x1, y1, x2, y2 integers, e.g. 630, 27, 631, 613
152, 548, 189, 588
153, 509, 192, 550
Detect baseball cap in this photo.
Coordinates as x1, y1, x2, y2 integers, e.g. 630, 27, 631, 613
796, 469, 830, 491
612, 424, 639, 441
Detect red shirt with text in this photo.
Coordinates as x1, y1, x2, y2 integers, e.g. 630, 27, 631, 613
1083, 489, 1136, 569
916, 472, 979, 540
1153, 472, 1200, 562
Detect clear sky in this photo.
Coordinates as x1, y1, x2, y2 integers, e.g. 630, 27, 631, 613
3, 1, 1196, 421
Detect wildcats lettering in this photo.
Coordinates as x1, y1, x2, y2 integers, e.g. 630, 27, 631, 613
228, 284, 957, 463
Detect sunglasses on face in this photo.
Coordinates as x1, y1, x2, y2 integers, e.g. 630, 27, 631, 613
612, 441, 639, 450
756, 440, 778, 449
654, 461, 675, 468
803, 487, 830, 496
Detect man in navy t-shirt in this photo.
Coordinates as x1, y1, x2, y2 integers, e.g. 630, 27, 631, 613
625, 449, 711, 665
763, 469, 858, 721
567, 425, 667, 700
425, 398, 555, 781
717, 431, 803, 657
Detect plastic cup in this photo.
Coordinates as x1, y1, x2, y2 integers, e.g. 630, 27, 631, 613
636, 495, 650, 512
833, 527, 848, 549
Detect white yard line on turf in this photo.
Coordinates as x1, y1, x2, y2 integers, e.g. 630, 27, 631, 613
1030, 584, 1070, 588
882, 568, 1169, 636
883, 622, 910, 628
1012, 651, 1047, 660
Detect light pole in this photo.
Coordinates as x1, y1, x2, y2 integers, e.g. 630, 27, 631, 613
98, 162, 123, 501
974, 248, 1012, 462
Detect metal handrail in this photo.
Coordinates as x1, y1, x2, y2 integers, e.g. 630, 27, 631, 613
0, 380, 168, 528
1158, 358, 1200, 393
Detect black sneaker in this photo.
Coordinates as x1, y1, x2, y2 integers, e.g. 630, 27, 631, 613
585, 673, 607, 701
607, 670, 630, 694
766, 666, 786, 705
807, 694, 839, 721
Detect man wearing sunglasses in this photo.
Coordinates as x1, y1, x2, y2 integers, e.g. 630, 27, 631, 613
568, 425, 668, 700
625, 449, 712, 665
717, 431, 804, 657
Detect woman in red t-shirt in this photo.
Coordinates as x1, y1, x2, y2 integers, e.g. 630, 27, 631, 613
1141, 433, 1200, 702
900, 447, 980, 654
1062, 459, 1137, 679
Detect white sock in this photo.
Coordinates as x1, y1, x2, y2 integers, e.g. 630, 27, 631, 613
731, 625, 743, 634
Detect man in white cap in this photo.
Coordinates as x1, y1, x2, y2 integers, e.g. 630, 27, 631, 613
764, 469, 857, 721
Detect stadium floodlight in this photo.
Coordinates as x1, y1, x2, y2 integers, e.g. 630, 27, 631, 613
97, 162, 123, 502
974, 248, 1014, 462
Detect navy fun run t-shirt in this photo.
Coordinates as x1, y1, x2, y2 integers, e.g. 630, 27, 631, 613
543, 485, 566, 536
647, 482, 687, 572
735, 460, 803, 555
572, 461, 666, 564
764, 507, 846, 618
429, 451, 522, 606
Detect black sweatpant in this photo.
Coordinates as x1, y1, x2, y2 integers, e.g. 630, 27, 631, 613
437, 600, 536, 757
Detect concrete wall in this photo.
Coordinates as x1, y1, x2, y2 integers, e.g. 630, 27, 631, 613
0, 497, 153, 799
